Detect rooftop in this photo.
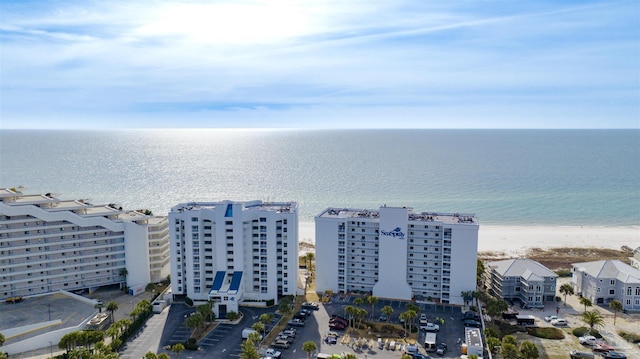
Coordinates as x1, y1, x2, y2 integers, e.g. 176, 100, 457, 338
487, 258, 558, 279
171, 200, 297, 214
572, 259, 640, 283
317, 207, 477, 224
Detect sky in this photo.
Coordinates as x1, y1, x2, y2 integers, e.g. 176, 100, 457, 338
0, 0, 638, 129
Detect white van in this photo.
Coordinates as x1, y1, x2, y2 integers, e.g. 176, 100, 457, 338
424, 332, 437, 352
241, 328, 262, 340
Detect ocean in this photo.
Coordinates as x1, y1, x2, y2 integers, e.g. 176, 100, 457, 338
1, 129, 638, 227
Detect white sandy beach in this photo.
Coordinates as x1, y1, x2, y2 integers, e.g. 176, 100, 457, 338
298, 222, 639, 255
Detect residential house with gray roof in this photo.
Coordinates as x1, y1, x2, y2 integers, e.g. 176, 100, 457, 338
572, 259, 640, 311
484, 258, 558, 308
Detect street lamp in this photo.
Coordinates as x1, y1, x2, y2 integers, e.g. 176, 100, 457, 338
47, 303, 51, 321
49, 341, 53, 358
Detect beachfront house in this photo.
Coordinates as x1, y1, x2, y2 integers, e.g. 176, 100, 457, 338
572, 259, 640, 311
483, 258, 558, 308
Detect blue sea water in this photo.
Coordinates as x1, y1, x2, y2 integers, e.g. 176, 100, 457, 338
0, 129, 638, 226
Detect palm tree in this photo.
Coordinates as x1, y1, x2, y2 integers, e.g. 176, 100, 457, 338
353, 297, 364, 308
519, 341, 539, 359
582, 311, 605, 333
559, 283, 574, 305
158, 353, 171, 359
579, 297, 593, 313
302, 341, 318, 359
106, 301, 119, 323
366, 296, 378, 320
381, 305, 393, 322
171, 343, 185, 359
119, 268, 129, 288
609, 300, 623, 325
251, 322, 265, 340
344, 305, 356, 326
94, 302, 105, 313
399, 311, 410, 337
405, 309, 417, 334
355, 308, 367, 328
305, 252, 314, 270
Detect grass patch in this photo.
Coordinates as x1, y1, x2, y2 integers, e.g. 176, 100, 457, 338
618, 330, 640, 343
527, 327, 565, 340
485, 320, 524, 339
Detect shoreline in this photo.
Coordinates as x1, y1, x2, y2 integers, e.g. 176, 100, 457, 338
298, 222, 639, 255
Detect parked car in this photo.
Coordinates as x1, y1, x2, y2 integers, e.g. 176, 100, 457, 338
329, 322, 347, 330
302, 302, 320, 310
275, 335, 294, 344
461, 311, 481, 321
592, 344, 615, 353
578, 335, 598, 346
259, 348, 282, 358
271, 340, 290, 349
544, 315, 559, 322
420, 322, 440, 332
279, 329, 296, 337
420, 313, 427, 321
551, 318, 568, 326
405, 343, 418, 354
436, 343, 447, 356
464, 319, 482, 328
324, 336, 337, 344
569, 350, 595, 359
287, 319, 305, 327
601, 352, 627, 359
379, 314, 388, 321
326, 331, 339, 338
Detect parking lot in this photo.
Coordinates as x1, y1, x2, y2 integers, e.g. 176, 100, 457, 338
125, 295, 470, 359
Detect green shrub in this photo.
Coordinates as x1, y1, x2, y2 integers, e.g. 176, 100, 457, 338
527, 327, 565, 340
185, 338, 198, 350
486, 320, 523, 339
618, 331, 640, 343
266, 299, 275, 307
573, 327, 589, 337
185, 296, 194, 306
555, 269, 572, 277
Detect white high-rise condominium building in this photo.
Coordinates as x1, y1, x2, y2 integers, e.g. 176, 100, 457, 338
0, 187, 170, 299
169, 200, 298, 318
316, 206, 479, 305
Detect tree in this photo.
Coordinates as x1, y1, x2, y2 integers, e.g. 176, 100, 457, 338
185, 313, 205, 334
559, 283, 575, 305
119, 268, 128, 281
381, 305, 394, 322
240, 336, 260, 359
302, 341, 318, 359
486, 337, 501, 355
502, 335, 517, 347
519, 341, 539, 359
355, 308, 368, 328
582, 311, 605, 333
399, 311, 411, 337
171, 343, 185, 359
353, 297, 364, 308
461, 291, 474, 306
106, 301, 119, 323
500, 343, 518, 359
227, 311, 239, 320
609, 300, 623, 325
251, 322, 265, 339
405, 309, 418, 334
95, 302, 105, 313
486, 298, 508, 317
366, 296, 378, 320
344, 305, 356, 326
278, 301, 291, 315
305, 252, 314, 270
477, 259, 485, 284
259, 313, 274, 325
579, 297, 593, 313
0, 332, 4, 346
197, 303, 214, 322
158, 353, 171, 359
144, 352, 158, 359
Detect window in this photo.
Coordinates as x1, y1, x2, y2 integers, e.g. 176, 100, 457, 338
609, 289, 615, 295
610, 279, 616, 285
596, 287, 601, 293
636, 287, 640, 296
627, 287, 632, 295
191, 217, 198, 222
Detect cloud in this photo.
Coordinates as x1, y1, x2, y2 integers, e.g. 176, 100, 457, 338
1, 0, 638, 129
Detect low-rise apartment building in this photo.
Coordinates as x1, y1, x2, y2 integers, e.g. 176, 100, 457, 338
169, 200, 298, 318
572, 259, 640, 311
315, 206, 478, 305
0, 187, 169, 299
483, 258, 558, 308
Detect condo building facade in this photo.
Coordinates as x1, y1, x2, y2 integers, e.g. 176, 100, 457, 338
168, 200, 298, 318
315, 206, 478, 305
0, 187, 170, 299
